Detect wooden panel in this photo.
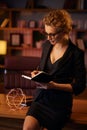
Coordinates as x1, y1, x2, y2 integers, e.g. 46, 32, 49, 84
0, 117, 24, 130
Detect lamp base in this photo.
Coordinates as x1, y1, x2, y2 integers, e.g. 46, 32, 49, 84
0, 55, 4, 65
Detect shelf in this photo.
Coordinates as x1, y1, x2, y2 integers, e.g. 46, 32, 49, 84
73, 29, 87, 32
0, 27, 43, 31
67, 9, 87, 13
0, 7, 87, 56
0, 8, 52, 13
7, 46, 42, 57
1, 8, 87, 12
8, 46, 42, 50
16, 9, 87, 13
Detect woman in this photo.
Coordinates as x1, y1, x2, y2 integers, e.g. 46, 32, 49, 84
23, 9, 86, 130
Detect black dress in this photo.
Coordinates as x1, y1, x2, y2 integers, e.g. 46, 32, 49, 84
27, 40, 86, 130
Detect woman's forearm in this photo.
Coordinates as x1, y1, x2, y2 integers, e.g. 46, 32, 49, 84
47, 81, 73, 92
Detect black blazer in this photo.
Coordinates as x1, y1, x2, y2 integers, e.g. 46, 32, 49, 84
39, 40, 86, 95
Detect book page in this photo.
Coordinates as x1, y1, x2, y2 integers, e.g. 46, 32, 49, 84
22, 75, 32, 80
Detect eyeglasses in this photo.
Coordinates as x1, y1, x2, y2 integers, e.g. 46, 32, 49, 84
44, 30, 62, 37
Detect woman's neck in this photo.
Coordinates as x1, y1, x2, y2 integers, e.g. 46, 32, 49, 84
53, 38, 69, 50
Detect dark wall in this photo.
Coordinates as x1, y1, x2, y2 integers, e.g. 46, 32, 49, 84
0, 0, 65, 9
0, 0, 27, 8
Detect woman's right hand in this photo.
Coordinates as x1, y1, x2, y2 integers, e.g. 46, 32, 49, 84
31, 70, 40, 78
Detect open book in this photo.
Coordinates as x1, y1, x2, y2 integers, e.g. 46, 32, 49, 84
22, 71, 52, 83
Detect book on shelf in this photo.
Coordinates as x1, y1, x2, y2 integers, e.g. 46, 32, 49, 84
23, 30, 33, 46
22, 71, 52, 83
0, 18, 9, 27
63, 0, 86, 9
63, 0, 78, 9
77, 0, 84, 10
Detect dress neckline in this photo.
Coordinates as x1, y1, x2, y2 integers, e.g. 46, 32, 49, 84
50, 44, 69, 65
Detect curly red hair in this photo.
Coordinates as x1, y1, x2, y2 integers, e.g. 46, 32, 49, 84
43, 9, 73, 34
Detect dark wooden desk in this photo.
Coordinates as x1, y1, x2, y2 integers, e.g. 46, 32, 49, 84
63, 91, 87, 130
63, 99, 87, 130
0, 94, 29, 130
0, 91, 87, 130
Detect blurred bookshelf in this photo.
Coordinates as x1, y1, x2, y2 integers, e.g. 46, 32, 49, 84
0, 0, 87, 57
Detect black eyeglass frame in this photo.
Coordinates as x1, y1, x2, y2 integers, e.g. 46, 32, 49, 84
44, 30, 62, 37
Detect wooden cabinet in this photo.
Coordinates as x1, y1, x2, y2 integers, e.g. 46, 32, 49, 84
0, 8, 47, 56
0, 8, 87, 56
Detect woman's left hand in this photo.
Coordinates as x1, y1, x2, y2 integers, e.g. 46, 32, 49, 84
35, 81, 54, 89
